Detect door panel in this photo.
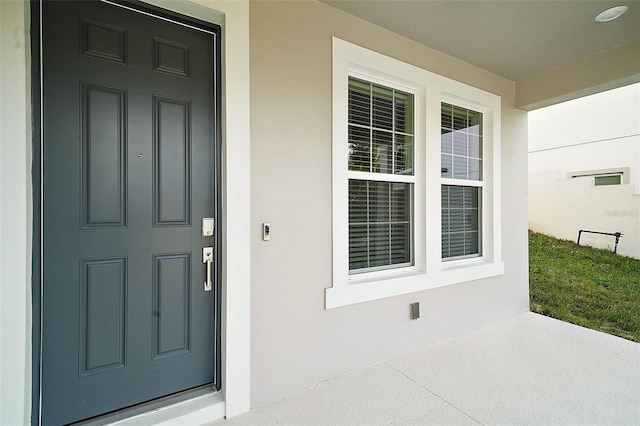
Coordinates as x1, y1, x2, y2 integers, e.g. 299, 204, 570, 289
81, 84, 127, 228
41, 1, 218, 424
154, 96, 191, 226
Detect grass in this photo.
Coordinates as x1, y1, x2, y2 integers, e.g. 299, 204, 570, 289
529, 230, 640, 342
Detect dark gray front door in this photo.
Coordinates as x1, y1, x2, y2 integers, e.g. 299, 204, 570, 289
41, 1, 218, 424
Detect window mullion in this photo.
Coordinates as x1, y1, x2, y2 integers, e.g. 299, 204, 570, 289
388, 182, 392, 265
368, 83, 372, 270
366, 180, 370, 269
391, 88, 396, 175
369, 82, 373, 174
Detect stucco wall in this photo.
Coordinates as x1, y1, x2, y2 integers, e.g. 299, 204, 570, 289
529, 83, 640, 153
530, 172, 640, 258
529, 83, 640, 193
249, 0, 529, 407
529, 83, 640, 258
0, 1, 32, 424
529, 136, 640, 195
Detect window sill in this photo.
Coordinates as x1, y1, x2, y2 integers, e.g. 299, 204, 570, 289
325, 261, 504, 309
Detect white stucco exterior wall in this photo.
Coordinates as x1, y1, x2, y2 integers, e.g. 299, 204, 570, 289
529, 84, 640, 154
249, 0, 529, 407
529, 83, 640, 257
530, 172, 639, 257
0, 1, 32, 424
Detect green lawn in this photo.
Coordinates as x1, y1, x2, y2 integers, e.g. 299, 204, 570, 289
529, 230, 640, 342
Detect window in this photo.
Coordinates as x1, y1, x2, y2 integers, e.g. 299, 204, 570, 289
348, 77, 415, 273
328, 37, 503, 309
570, 169, 627, 186
441, 103, 482, 259
594, 174, 622, 186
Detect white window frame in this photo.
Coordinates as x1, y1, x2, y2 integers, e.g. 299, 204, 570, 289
440, 100, 485, 261
327, 38, 504, 309
344, 73, 425, 280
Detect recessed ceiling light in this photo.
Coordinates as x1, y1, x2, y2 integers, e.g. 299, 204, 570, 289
595, 5, 628, 22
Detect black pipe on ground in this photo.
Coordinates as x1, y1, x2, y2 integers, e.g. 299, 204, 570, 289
577, 230, 623, 254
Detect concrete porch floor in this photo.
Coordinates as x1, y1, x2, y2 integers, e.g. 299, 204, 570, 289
211, 312, 640, 425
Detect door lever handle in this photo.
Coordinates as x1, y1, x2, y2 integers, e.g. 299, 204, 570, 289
202, 247, 213, 291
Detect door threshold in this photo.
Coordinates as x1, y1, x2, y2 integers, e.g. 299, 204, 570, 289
75, 387, 225, 426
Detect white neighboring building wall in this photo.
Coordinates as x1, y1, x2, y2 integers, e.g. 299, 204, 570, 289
529, 83, 640, 258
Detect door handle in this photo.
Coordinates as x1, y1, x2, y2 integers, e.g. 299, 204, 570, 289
202, 247, 213, 292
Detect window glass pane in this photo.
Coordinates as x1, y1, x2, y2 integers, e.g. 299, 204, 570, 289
468, 134, 482, 158
348, 179, 368, 224
468, 109, 482, 135
395, 91, 414, 134
449, 233, 465, 258
390, 182, 410, 222
348, 125, 370, 172
452, 105, 468, 130
441, 153, 452, 178
369, 181, 390, 222
441, 103, 483, 181
449, 208, 464, 234
349, 224, 368, 270
372, 130, 393, 174
390, 223, 411, 264
441, 103, 453, 129
452, 131, 466, 156
442, 185, 480, 259
594, 174, 621, 186
349, 180, 413, 272
441, 234, 450, 258
453, 156, 467, 179
441, 128, 453, 154
348, 78, 371, 126
468, 158, 482, 181
372, 84, 393, 130
369, 224, 391, 267
394, 134, 413, 175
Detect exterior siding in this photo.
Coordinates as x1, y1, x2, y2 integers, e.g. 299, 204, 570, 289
249, 0, 529, 407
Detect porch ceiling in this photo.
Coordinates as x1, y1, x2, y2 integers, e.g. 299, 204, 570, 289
320, 0, 640, 82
